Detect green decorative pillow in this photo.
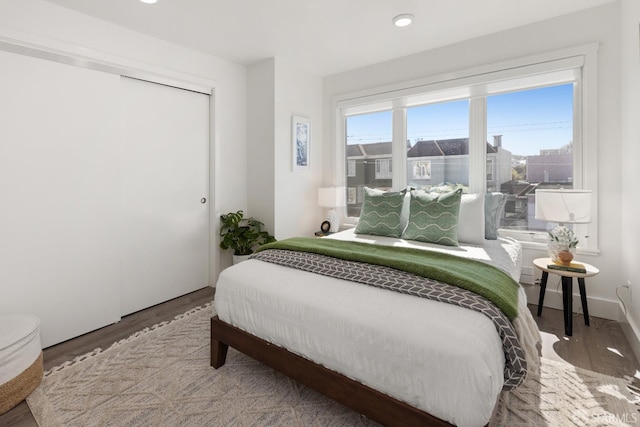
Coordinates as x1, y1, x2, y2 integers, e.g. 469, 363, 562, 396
355, 188, 406, 237
485, 192, 507, 240
402, 189, 462, 246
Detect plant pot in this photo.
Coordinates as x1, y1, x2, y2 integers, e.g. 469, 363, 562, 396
232, 254, 252, 265
556, 250, 574, 265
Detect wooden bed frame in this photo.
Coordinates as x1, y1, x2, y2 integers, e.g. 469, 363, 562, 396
210, 315, 455, 427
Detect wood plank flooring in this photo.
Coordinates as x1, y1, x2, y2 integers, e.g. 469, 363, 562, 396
1, 285, 638, 426
531, 299, 639, 379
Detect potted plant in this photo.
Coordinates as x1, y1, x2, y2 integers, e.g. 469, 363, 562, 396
219, 210, 276, 264
548, 226, 579, 265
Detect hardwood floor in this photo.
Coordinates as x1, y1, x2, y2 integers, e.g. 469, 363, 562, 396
1, 285, 638, 426
530, 301, 640, 379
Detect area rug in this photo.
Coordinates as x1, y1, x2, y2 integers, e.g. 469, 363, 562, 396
27, 304, 640, 427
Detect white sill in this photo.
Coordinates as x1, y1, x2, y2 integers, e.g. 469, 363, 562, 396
339, 223, 600, 255
498, 230, 600, 256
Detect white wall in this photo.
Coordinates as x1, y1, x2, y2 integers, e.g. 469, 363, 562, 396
273, 58, 324, 239
0, 0, 247, 283
247, 59, 276, 237
247, 58, 324, 242
620, 0, 640, 347
323, 2, 624, 320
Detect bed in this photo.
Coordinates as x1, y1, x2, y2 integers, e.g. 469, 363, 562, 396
211, 225, 541, 427
211, 172, 540, 427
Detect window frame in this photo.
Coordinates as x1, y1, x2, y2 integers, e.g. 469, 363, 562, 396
332, 44, 599, 254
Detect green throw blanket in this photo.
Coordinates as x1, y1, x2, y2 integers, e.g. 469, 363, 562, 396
256, 237, 519, 320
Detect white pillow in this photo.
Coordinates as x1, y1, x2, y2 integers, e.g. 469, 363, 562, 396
400, 189, 410, 231
457, 193, 485, 245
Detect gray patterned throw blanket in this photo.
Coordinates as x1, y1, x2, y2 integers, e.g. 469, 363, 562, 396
251, 248, 527, 390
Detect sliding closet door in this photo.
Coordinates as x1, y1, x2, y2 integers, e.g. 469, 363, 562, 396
0, 50, 122, 347
120, 77, 210, 315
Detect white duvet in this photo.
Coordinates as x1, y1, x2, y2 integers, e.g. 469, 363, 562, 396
214, 229, 541, 427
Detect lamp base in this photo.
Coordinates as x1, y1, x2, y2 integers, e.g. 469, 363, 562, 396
326, 209, 339, 233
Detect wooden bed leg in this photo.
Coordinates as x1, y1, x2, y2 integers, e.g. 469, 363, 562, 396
210, 318, 229, 368
211, 339, 228, 368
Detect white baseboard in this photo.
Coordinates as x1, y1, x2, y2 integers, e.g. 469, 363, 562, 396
617, 303, 640, 367
522, 284, 621, 321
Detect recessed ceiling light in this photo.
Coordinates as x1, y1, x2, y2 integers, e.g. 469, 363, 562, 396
139, 0, 157, 4
392, 13, 414, 28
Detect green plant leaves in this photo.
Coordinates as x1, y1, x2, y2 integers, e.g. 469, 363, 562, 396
219, 210, 276, 255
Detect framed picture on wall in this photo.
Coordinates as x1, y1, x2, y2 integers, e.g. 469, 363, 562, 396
292, 115, 311, 171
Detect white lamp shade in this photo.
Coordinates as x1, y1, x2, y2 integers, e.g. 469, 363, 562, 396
318, 187, 346, 208
535, 189, 592, 224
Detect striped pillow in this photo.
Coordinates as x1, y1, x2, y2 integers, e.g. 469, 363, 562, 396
402, 188, 462, 246
355, 188, 406, 237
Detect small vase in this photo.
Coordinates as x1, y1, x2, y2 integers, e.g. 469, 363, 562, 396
556, 250, 574, 265
548, 239, 576, 265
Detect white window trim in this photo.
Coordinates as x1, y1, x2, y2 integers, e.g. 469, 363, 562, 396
332, 44, 599, 253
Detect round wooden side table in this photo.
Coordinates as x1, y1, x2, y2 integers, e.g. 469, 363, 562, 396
533, 257, 599, 337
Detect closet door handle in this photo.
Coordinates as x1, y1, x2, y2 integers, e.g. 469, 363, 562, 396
201, 198, 207, 204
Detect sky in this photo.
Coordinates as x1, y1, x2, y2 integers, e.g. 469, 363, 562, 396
346, 84, 573, 157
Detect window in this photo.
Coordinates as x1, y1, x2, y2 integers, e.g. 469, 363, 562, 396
487, 84, 574, 232
337, 47, 598, 251
345, 110, 392, 217
406, 100, 469, 191
375, 158, 393, 179
347, 160, 356, 177
486, 159, 494, 181
347, 187, 356, 204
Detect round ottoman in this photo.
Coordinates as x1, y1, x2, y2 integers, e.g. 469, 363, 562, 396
0, 314, 43, 415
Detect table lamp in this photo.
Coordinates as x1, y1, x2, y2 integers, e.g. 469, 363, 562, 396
534, 189, 592, 264
318, 187, 346, 233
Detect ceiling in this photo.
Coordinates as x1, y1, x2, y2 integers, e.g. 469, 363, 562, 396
45, 0, 616, 76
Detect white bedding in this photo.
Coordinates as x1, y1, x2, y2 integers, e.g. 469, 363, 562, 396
214, 229, 540, 427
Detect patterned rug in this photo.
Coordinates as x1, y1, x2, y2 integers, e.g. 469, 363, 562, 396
27, 304, 640, 426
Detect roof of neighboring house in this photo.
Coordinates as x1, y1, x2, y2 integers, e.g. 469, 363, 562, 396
407, 139, 498, 158
405, 140, 444, 157
347, 138, 499, 159
346, 141, 392, 157
434, 138, 469, 156
502, 182, 574, 198
346, 144, 366, 157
